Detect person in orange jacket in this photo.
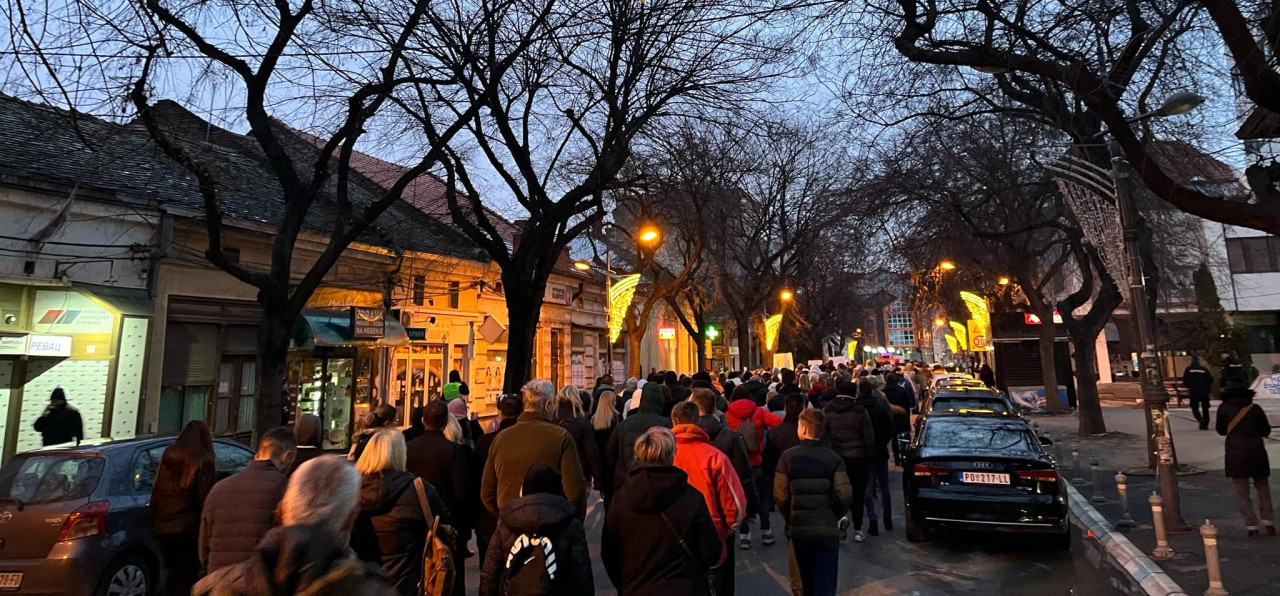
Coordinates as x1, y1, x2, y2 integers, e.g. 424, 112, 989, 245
672, 402, 747, 594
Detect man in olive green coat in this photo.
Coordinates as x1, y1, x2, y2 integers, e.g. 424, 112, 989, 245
481, 379, 587, 519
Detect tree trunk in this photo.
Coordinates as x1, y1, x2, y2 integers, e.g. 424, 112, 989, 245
254, 307, 296, 440
1037, 312, 1065, 413
627, 322, 644, 379
1072, 333, 1108, 435
693, 332, 707, 372
734, 314, 753, 370
502, 280, 544, 394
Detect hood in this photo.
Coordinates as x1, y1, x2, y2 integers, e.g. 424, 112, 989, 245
359, 470, 414, 512
498, 492, 575, 535
696, 415, 727, 440
246, 525, 366, 595
620, 465, 691, 512
727, 399, 759, 420
826, 395, 860, 413
638, 382, 666, 414
672, 423, 710, 444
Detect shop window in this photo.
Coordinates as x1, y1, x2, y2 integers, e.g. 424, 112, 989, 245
1226, 236, 1280, 273
448, 281, 460, 309
413, 276, 426, 306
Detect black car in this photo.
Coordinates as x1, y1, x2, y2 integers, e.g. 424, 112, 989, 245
926, 387, 1017, 415
902, 413, 1068, 548
0, 436, 254, 595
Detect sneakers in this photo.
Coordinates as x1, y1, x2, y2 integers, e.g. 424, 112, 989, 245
868, 520, 880, 537
837, 517, 850, 541
761, 529, 776, 546
740, 533, 751, 550
852, 531, 866, 543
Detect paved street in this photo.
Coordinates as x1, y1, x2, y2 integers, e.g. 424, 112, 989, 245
464, 470, 1124, 595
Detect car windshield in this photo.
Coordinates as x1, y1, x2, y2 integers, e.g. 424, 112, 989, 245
0, 454, 104, 506
931, 399, 1008, 413
923, 421, 1037, 452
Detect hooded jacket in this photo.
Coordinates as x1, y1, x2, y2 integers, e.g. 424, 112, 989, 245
857, 393, 895, 462
349, 471, 450, 596
725, 399, 783, 467
602, 465, 722, 596
821, 395, 874, 459
551, 403, 603, 486
193, 525, 397, 596
672, 424, 746, 548
773, 439, 853, 540
479, 492, 593, 596
606, 383, 671, 494
34, 401, 83, 446
482, 410, 588, 518
695, 415, 758, 517
199, 460, 288, 572
1216, 390, 1272, 479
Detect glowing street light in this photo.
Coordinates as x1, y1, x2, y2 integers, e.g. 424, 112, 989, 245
997, 276, 1011, 286
939, 261, 957, 271
638, 225, 661, 245
780, 289, 794, 302
934, 317, 947, 327
573, 260, 593, 272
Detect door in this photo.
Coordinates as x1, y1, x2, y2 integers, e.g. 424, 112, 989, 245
550, 330, 563, 389
212, 357, 256, 436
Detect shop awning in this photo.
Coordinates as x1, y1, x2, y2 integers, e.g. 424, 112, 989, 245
292, 309, 410, 349
76, 282, 153, 316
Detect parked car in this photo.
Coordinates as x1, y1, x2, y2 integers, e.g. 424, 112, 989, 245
902, 413, 1068, 548
926, 388, 1016, 415
0, 436, 254, 595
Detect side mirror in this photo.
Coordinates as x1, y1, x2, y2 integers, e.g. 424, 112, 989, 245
1039, 436, 1054, 447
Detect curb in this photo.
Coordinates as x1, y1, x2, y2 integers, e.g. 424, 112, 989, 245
1065, 483, 1188, 596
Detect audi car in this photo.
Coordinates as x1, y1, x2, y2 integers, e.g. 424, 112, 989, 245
926, 387, 1017, 416
0, 436, 254, 595
902, 413, 1069, 548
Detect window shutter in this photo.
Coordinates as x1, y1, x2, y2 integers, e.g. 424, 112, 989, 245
163, 323, 219, 386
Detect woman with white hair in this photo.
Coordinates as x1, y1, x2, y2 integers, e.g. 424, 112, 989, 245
351, 430, 453, 596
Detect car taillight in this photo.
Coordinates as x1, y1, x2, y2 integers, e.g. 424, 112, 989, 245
58, 500, 108, 541
913, 464, 951, 477
1016, 469, 1058, 482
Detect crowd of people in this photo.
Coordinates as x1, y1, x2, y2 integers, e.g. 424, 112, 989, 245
137, 360, 935, 596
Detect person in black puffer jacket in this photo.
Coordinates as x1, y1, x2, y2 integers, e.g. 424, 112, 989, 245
774, 409, 853, 596
551, 386, 603, 489
882, 373, 914, 465
821, 382, 874, 542
856, 379, 895, 537
351, 429, 452, 596
606, 382, 671, 495
480, 464, 593, 596
603, 428, 721, 596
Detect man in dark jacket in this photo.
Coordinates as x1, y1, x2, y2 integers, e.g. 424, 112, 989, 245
1220, 351, 1250, 390
483, 379, 588, 518
821, 381, 874, 542
606, 381, 671, 495
763, 394, 806, 482
856, 380, 895, 536
602, 428, 722, 596
882, 373, 914, 464
405, 400, 472, 594
34, 388, 83, 446
1183, 356, 1215, 430
1216, 387, 1274, 537
199, 427, 296, 573
774, 409, 853, 596
691, 388, 758, 524
479, 464, 593, 596
474, 394, 520, 560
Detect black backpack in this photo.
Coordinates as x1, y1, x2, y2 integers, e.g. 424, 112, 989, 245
501, 532, 558, 595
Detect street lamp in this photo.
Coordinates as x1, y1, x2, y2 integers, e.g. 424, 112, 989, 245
780, 289, 794, 302
934, 317, 947, 327
637, 225, 661, 246
939, 261, 957, 271
997, 276, 1011, 286
573, 260, 592, 272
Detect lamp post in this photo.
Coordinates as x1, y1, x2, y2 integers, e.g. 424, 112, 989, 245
575, 222, 665, 379
1106, 91, 1203, 533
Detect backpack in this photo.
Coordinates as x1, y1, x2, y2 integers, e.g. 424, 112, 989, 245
500, 532, 558, 595
413, 478, 457, 596
738, 417, 761, 455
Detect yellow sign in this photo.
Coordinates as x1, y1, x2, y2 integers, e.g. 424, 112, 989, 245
967, 319, 990, 350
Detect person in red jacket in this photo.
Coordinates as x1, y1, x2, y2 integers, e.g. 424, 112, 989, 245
672, 402, 747, 595
725, 385, 783, 550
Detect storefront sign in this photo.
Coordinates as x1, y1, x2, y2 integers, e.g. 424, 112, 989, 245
27, 334, 72, 357
405, 327, 427, 341
0, 334, 26, 355
658, 327, 677, 340
545, 284, 571, 306
351, 307, 385, 339
32, 290, 115, 334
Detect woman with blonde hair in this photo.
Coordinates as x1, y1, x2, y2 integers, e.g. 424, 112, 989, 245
551, 384, 601, 494
591, 390, 621, 508
351, 429, 452, 596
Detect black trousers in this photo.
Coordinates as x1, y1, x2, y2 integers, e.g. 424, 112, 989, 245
842, 456, 870, 531
716, 532, 736, 595
1190, 394, 1211, 427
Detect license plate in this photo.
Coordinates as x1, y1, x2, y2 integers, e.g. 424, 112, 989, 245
0, 573, 22, 591
961, 471, 1010, 485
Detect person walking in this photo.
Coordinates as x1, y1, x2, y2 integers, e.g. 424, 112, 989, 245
691, 388, 757, 531
726, 386, 783, 549
606, 380, 670, 497
483, 379, 588, 519
591, 390, 621, 510
858, 379, 895, 535
199, 427, 297, 573
552, 385, 602, 493
403, 406, 427, 443
602, 427, 722, 596
34, 387, 83, 446
194, 455, 398, 595
351, 404, 398, 461
473, 394, 521, 567
821, 381, 873, 542
150, 420, 216, 595
1220, 350, 1250, 390
406, 401, 471, 594
351, 429, 454, 595
1183, 356, 1215, 430
762, 394, 805, 486
479, 463, 594, 596
1216, 386, 1275, 537
883, 373, 914, 465
978, 363, 996, 388
291, 413, 323, 474
774, 409, 853, 596
672, 402, 746, 595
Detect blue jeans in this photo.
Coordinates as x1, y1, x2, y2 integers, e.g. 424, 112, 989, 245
788, 537, 838, 596
740, 465, 773, 534
864, 458, 891, 524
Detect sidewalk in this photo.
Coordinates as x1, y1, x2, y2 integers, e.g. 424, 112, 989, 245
1035, 406, 1280, 595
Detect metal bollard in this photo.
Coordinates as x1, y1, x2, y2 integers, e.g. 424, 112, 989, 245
1150, 492, 1175, 559
1090, 459, 1107, 503
1115, 472, 1136, 528
1070, 448, 1086, 485
1202, 519, 1228, 596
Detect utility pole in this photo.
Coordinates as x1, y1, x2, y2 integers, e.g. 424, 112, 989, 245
1109, 137, 1189, 533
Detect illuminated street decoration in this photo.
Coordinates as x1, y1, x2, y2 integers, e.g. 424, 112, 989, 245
764, 313, 783, 351
948, 321, 968, 350
846, 340, 858, 360
959, 291, 992, 351
945, 334, 960, 354
608, 274, 641, 343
